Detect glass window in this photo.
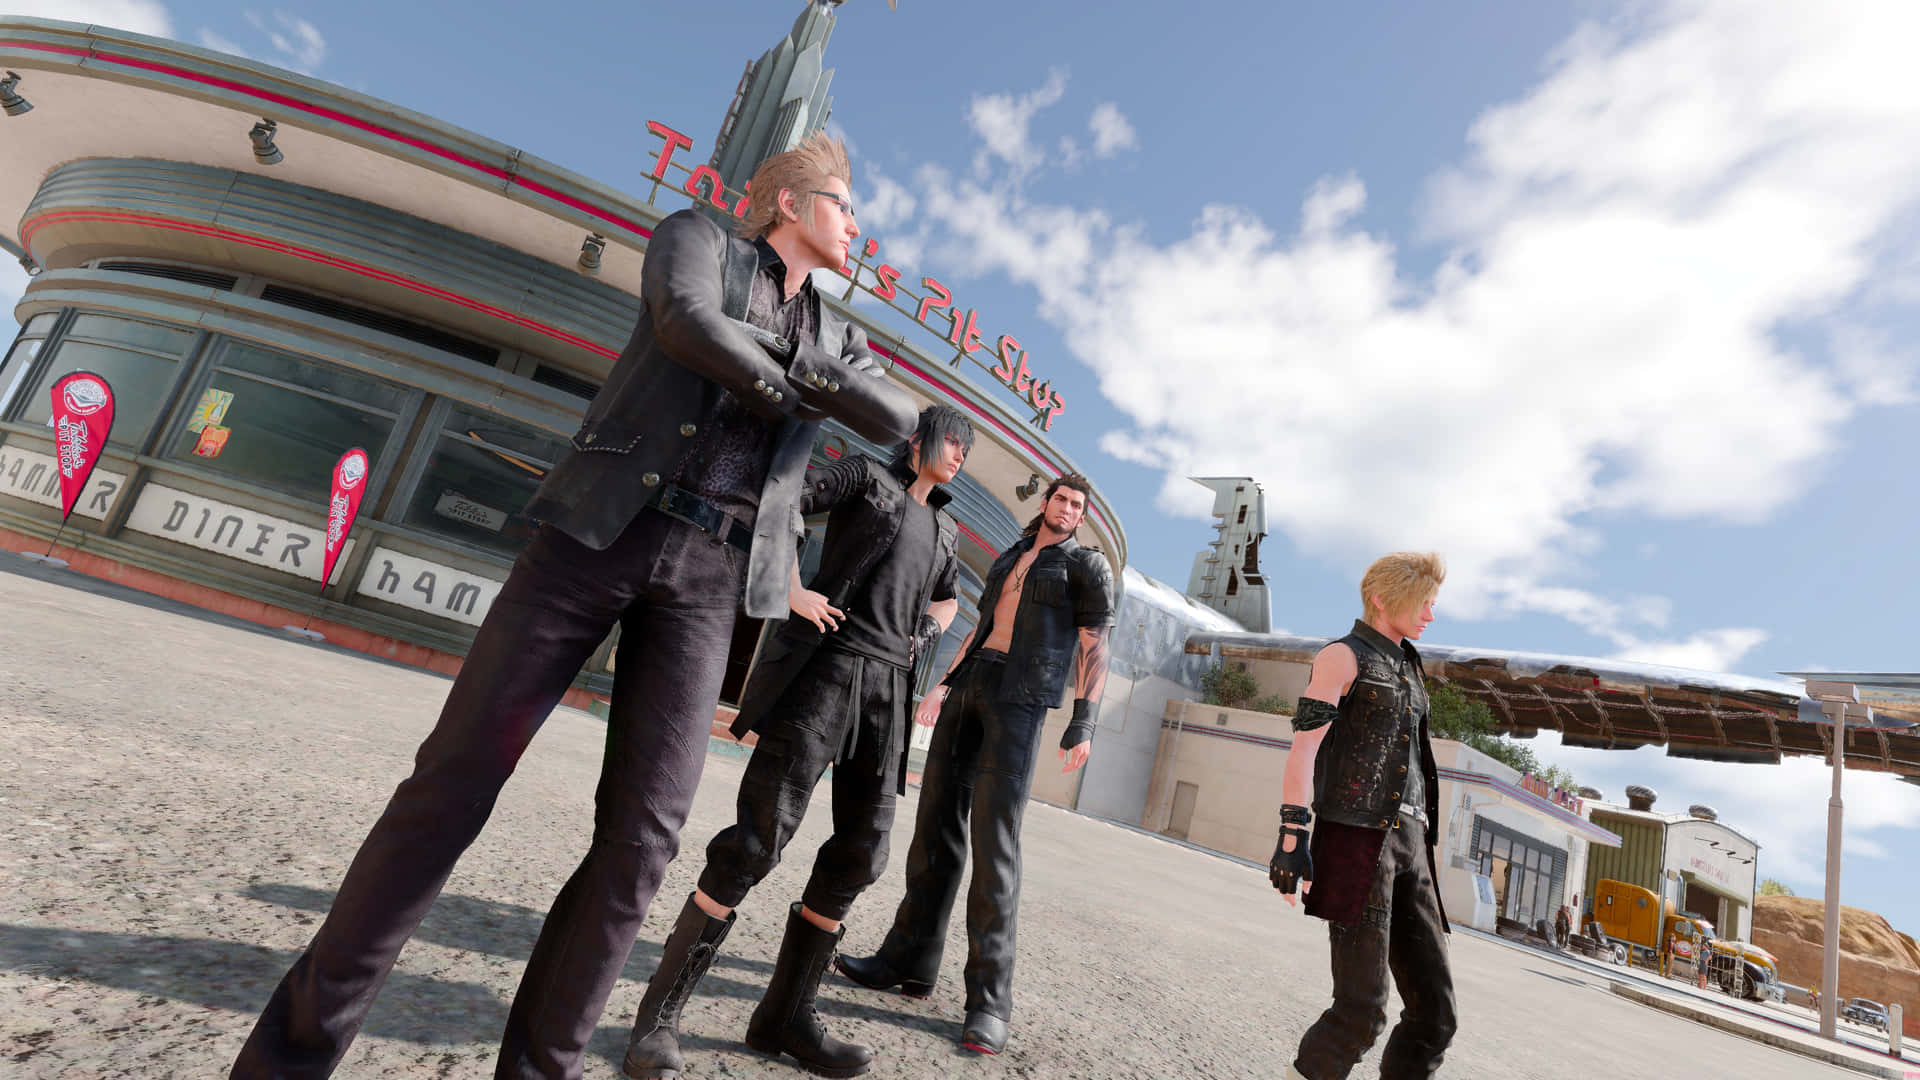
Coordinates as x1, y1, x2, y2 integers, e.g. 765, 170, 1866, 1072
0, 337, 43, 417
399, 405, 564, 557
167, 340, 408, 502
16, 340, 185, 447
67, 313, 194, 356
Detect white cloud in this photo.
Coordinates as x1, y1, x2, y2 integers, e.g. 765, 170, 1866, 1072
244, 11, 326, 73
859, 166, 919, 233
9, 1, 173, 36
1089, 102, 1137, 157
1535, 730, 1920, 893
1607, 628, 1770, 671
196, 29, 255, 62
901, 0, 1920, 670
967, 69, 1068, 179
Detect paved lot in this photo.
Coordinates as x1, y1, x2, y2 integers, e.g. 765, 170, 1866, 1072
0, 555, 1869, 1078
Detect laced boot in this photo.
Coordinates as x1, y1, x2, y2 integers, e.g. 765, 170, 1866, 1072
621, 894, 735, 1079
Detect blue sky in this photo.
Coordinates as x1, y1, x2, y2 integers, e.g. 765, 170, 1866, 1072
11, 0, 1919, 929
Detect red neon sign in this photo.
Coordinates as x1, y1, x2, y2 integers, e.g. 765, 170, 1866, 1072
647, 122, 1067, 431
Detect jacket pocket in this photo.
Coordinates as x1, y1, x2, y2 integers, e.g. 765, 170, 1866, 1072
1029, 566, 1070, 606
570, 415, 644, 454
1019, 648, 1070, 700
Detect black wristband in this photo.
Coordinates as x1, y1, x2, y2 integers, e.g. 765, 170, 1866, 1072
1279, 804, 1313, 826
1060, 698, 1098, 750
1293, 697, 1339, 732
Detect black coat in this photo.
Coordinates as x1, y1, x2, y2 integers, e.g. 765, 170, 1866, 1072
730, 454, 959, 739
950, 534, 1116, 707
523, 210, 918, 618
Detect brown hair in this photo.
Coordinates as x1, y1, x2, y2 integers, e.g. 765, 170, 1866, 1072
1358, 551, 1446, 620
738, 131, 853, 240
1022, 473, 1094, 537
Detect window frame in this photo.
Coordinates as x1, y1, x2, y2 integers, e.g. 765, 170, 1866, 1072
155, 334, 420, 508
4, 310, 205, 450
382, 396, 567, 564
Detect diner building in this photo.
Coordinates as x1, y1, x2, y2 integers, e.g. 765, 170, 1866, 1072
0, 8, 1123, 709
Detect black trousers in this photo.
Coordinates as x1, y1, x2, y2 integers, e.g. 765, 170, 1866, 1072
870, 652, 1048, 1022
232, 513, 745, 1080
698, 649, 903, 921
1294, 815, 1457, 1080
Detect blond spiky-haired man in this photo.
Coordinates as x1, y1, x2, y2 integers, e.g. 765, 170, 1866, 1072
1269, 552, 1457, 1080
233, 133, 917, 1079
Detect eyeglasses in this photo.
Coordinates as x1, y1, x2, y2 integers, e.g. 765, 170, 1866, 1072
807, 190, 855, 218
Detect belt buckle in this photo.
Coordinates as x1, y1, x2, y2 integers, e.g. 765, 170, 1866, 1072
656, 485, 712, 534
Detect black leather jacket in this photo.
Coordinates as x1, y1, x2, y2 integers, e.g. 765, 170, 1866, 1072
1312, 620, 1440, 838
949, 534, 1116, 706
523, 209, 918, 618
799, 454, 958, 623
730, 454, 958, 738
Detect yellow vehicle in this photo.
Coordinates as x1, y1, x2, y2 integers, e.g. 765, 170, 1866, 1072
1695, 922, 1779, 1000
1583, 878, 1696, 972
1582, 879, 1777, 999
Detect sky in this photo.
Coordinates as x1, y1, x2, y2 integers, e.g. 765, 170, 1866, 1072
7, 0, 1918, 929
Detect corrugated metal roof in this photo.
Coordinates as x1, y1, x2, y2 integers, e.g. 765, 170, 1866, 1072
1183, 631, 1920, 783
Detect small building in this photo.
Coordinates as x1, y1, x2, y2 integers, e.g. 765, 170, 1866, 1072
1582, 789, 1760, 942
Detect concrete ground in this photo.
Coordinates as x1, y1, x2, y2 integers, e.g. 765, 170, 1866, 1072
0, 553, 1873, 1079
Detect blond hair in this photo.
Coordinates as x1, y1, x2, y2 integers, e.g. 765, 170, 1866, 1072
738, 132, 853, 240
1359, 551, 1445, 621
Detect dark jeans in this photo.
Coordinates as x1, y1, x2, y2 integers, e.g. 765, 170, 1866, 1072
1294, 815, 1456, 1080
232, 513, 745, 1080
871, 652, 1048, 1022
698, 649, 902, 921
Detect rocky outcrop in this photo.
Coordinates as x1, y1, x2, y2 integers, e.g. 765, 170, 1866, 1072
1752, 895, 1918, 1037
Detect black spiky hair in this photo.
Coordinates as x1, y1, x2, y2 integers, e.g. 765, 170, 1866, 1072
893, 404, 975, 473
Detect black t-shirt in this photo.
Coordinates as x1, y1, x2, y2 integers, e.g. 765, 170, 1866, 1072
831, 498, 955, 667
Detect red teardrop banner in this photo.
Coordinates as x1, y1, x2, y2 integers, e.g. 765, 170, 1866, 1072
49, 370, 116, 522
323, 447, 369, 588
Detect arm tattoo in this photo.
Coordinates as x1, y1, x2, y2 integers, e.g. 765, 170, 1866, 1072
1074, 626, 1110, 701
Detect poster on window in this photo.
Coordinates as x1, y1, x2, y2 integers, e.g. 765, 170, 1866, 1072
49, 370, 116, 521
192, 424, 231, 458
187, 387, 234, 432
323, 447, 370, 589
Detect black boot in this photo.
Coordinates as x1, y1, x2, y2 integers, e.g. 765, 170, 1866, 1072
833, 951, 935, 998
960, 1010, 1009, 1055
745, 904, 874, 1078
622, 894, 736, 1080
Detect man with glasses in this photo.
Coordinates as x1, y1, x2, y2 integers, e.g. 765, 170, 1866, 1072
232, 132, 918, 1080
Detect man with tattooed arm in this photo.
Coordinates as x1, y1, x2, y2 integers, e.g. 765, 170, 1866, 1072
835, 473, 1116, 1056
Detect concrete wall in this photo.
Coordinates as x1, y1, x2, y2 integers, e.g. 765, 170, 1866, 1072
1141, 699, 1296, 861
